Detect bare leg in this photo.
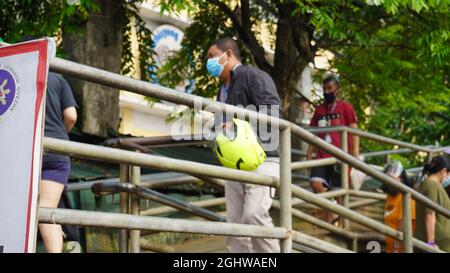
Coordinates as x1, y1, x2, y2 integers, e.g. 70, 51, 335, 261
39, 180, 64, 253
310, 180, 338, 224
310, 180, 326, 194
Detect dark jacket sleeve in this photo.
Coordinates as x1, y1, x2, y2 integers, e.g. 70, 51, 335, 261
248, 69, 282, 118
246, 68, 282, 156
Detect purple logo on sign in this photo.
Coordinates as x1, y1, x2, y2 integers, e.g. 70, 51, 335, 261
0, 69, 16, 117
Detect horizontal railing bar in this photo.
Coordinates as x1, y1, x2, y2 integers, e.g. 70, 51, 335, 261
40, 208, 351, 253
44, 137, 447, 253
272, 199, 357, 240
46, 56, 450, 252
290, 184, 442, 253
291, 157, 338, 170
346, 127, 434, 153
349, 190, 387, 201
307, 127, 346, 134
292, 242, 323, 253
431, 146, 450, 153
292, 189, 348, 207
141, 197, 226, 216
354, 233, 386, 241
44, 137, 446, 252
306, 126, 433, 153
291, 231, 353, 253
348, 199, 382, 209
44, 138, 278, 188
362, 148, 420, 158
289, 125, 450, 219
50, 58, 290, 130
67, 173, 199, 191
50, 57, 448, 218
39, 208, 287, 239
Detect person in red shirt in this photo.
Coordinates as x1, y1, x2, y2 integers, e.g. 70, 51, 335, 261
306, 75, 360, 223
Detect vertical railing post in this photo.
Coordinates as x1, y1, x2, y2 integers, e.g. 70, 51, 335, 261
280, 127, 292, 253
119, 164, 129, 253
427, 152, 433, 163
352, 237, 358, 252
341, 129, 350, 229
129, 164, 141, 253
402, 192, 413, 253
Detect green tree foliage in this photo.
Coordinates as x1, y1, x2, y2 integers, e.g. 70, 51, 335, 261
121, 2, 157, 81
0, 0, 156, 81
0, 0, 97, 42
322, 1, 450, 165
156, 0, 449, 164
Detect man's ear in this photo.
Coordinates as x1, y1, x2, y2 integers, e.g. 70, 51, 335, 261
226, 49, 233, 59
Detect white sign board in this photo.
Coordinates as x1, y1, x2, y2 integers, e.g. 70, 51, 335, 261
0, 39, 55, 253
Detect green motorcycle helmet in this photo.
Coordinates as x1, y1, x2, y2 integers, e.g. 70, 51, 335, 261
213, 118, 266, 171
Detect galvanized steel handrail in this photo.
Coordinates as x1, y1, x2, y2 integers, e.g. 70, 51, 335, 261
49, 57, 450, 220
307, 126, 444, 154
39, 208, 287, 239
43, 137, 441, 253
45, 56, 450, 253
38, 208, 351, 253
44, 137, 278, 188
289, 125, 450, 218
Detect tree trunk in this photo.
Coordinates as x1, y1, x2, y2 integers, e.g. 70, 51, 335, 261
62, 0, 124, 138
272, 3, 314, 162
272, 3, 312, 121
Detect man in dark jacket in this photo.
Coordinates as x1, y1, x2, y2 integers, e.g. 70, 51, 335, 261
206, 38, 281, 253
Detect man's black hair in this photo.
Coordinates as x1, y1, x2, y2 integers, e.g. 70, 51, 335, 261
212, 38, 241, 61
323, 75, 340, 87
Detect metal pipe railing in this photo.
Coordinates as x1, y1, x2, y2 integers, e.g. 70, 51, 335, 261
289, 184, 441, 253
39, 207, 352, 253
92, 182, 225, 222
289, 125, 450, 219
129, 165, 141, 253
279, 127, 292, 253
348, 199, 382, 209
50, 56, 450, 219
308, 126, 434, 153
291, 157, 337, 170
140, 197, 226, 216
348, 190, 386, 200
272, 199, 357, 240
341, 129, 350, 228
44, 138, 278, 188
292, 189, 348, 207
119, 164, 129, 253
291, 231, 353, 253
139, 195, 358, 251
402, 192, 413, 252
50, 58, 290, 130
46, 56, 450, 252
44, 137, 441, 252
39, 208, 287, 239
67, 173, 200, 192
46, 137, 443, 252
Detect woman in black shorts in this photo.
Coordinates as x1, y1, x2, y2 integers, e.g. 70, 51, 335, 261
40, 72, 77, 253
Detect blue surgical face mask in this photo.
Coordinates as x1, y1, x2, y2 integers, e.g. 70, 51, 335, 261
207, 52, 228, 78
443, 175, 450, 188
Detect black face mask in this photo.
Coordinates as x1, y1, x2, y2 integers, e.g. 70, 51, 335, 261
324, 92, 336, 104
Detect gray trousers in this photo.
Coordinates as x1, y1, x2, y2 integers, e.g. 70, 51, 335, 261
224, 158, 280, 253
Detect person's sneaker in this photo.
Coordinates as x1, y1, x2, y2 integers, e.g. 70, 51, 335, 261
63, 241, 82, 253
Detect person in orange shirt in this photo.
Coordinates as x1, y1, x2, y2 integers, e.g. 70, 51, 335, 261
382, 161, 416, 253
